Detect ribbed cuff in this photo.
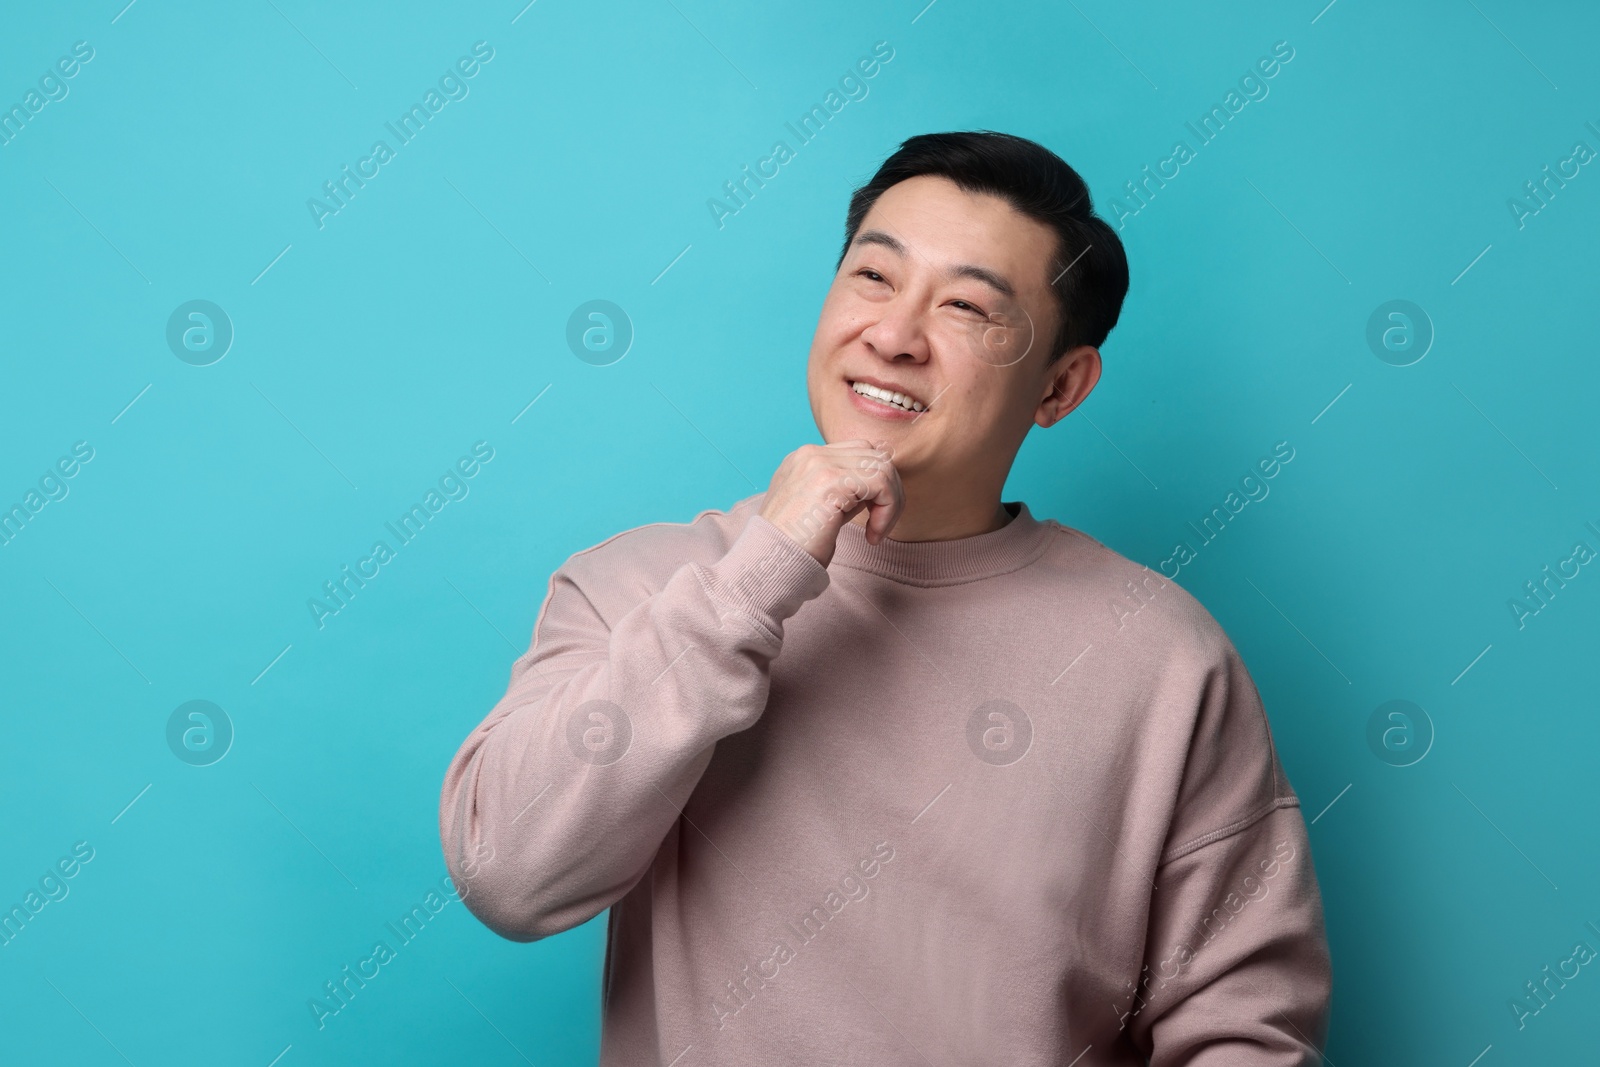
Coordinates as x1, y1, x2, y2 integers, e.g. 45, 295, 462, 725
701, 514, 830, 640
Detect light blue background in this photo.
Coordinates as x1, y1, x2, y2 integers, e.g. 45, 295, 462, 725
2, 0, 1597, 1063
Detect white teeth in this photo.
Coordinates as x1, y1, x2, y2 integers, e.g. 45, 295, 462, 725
851, 381, 925, 412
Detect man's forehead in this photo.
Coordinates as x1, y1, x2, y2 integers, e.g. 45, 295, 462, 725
854, 178, 1055, 286
851, 228, 1021, 301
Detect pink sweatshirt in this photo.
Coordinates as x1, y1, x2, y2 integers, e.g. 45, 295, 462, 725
439, 493, 1332, 1065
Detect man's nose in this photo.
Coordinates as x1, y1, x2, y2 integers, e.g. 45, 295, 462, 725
860, 297, 931, 362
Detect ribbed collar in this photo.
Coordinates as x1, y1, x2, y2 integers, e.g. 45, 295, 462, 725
827, 500, 1055, 586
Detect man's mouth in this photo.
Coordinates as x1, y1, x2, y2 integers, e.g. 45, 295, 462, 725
848, 379, 928, 414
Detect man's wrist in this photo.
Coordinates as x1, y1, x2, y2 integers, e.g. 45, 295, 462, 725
703, 514, 831, 635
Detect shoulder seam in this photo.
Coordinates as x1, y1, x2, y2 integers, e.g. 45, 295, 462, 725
1047, 518, 1104, 550
562, 495, 758, 565
1158, 794, 1301, 866
533, 497, 758, 652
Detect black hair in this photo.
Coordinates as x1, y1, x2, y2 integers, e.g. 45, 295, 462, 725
836, 130, 1129, 363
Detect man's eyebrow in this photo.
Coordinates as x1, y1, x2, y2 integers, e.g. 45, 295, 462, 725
949, 261, 1016, 300
853, 229, 906, 256
851, 228, 1017, 299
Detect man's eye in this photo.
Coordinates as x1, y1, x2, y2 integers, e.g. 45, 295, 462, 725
856, 269, 886, 283
950, 300, 987, 317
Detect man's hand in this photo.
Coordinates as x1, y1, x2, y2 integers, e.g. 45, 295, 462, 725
758, 440, 903, 567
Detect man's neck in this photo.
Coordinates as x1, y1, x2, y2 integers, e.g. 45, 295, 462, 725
848, 484, 1013, 543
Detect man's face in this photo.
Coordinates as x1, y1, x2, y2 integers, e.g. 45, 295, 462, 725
806, 174, 1086, 488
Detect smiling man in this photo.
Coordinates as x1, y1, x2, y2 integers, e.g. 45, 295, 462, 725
441, 131, 1332, 1065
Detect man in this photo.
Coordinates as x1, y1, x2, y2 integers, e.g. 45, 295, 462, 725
440, 130, 1332, 1065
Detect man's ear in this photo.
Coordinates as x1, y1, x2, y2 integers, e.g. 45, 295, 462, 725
1036, 345, 1102, 428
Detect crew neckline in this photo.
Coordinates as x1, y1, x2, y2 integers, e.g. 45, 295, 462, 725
824, 499, 1055, 586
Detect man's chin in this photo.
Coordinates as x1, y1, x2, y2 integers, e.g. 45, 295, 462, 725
824, 433, 919, 466
823, 415, 923, 444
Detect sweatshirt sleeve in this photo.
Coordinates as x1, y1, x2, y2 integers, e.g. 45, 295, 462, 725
438, 513, 830, 942
1127, 636, 1334, 1065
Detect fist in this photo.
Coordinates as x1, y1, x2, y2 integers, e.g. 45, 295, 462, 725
758, 440, 904, 567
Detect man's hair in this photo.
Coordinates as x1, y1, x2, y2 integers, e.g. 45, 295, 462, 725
837, 131, 1130, 363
